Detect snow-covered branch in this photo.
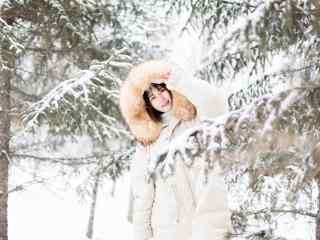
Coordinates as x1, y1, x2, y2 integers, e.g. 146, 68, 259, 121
151, 86, 320, 180
242, 207, 317, 219
22, 56, 131, 139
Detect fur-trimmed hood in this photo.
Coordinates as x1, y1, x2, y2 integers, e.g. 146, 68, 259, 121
119, 60, 197, 145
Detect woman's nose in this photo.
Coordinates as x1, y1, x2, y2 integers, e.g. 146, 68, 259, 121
159, 94, 167, 102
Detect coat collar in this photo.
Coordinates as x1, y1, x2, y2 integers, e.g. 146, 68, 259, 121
161, 117, 181, 140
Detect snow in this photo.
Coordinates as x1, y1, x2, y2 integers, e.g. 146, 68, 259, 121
9, 125, 133, 240
9, 174, 132, 240
203, 1, 269, 63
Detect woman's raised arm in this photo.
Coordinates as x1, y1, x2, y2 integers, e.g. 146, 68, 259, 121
165, 68, 228, 120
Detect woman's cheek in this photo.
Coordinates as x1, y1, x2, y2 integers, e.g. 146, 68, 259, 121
151, 100, 160, 111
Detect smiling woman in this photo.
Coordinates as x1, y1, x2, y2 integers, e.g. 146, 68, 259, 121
146, 84, 172, 112
120, 60, 231, 240
142, 83, 173, 122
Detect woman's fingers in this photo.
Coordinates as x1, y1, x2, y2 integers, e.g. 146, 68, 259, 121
151, 70, 172, 84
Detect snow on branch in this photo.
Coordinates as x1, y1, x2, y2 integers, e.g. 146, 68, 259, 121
0, 17, 24, 70
150, 86, 320, 181
0, 18, 23, 48
24, 70, 98, 126
197, 0, 320, 84
242, 207, 317, 219
47, 0, 96, 41
203, 0, 274, 66
23, 55, 132, 139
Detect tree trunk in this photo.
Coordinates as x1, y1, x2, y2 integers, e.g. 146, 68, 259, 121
86, 173, 100, 239
0, 53, 12, 240
316, 178, 320, 240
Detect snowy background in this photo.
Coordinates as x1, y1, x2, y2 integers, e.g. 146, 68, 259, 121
9, 174, 132, 240
2, 0, 320, 239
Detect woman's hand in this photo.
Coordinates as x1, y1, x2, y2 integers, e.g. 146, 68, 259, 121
165, 66, 184, 90
151, 69, 172, 84
151, 65, 184, 91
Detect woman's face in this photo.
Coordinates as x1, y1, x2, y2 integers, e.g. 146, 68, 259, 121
147, 85, 172, 113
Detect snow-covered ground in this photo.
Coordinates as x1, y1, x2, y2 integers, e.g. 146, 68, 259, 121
9, 175, 132, 240
9, 172, 314, 240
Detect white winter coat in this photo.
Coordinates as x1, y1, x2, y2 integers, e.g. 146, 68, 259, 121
129, 75, 232, 240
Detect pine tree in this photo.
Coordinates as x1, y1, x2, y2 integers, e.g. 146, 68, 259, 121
165, 0, 320, 83
0, 39, 13, 240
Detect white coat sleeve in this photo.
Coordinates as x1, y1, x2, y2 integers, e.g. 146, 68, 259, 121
166, 70, 228, 119
131, 145, 155, 240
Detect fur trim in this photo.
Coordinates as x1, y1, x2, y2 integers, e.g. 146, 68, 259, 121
120, 60, 197, 145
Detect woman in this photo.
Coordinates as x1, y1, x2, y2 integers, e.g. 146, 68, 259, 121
120, 60, 231, 240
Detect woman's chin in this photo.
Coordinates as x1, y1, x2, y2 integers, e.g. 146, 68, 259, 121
163, 107, 172, 113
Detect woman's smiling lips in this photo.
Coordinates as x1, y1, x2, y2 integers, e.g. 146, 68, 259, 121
160, 100, 169, 107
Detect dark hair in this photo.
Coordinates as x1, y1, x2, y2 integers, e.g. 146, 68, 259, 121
143, 83, 172, 122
